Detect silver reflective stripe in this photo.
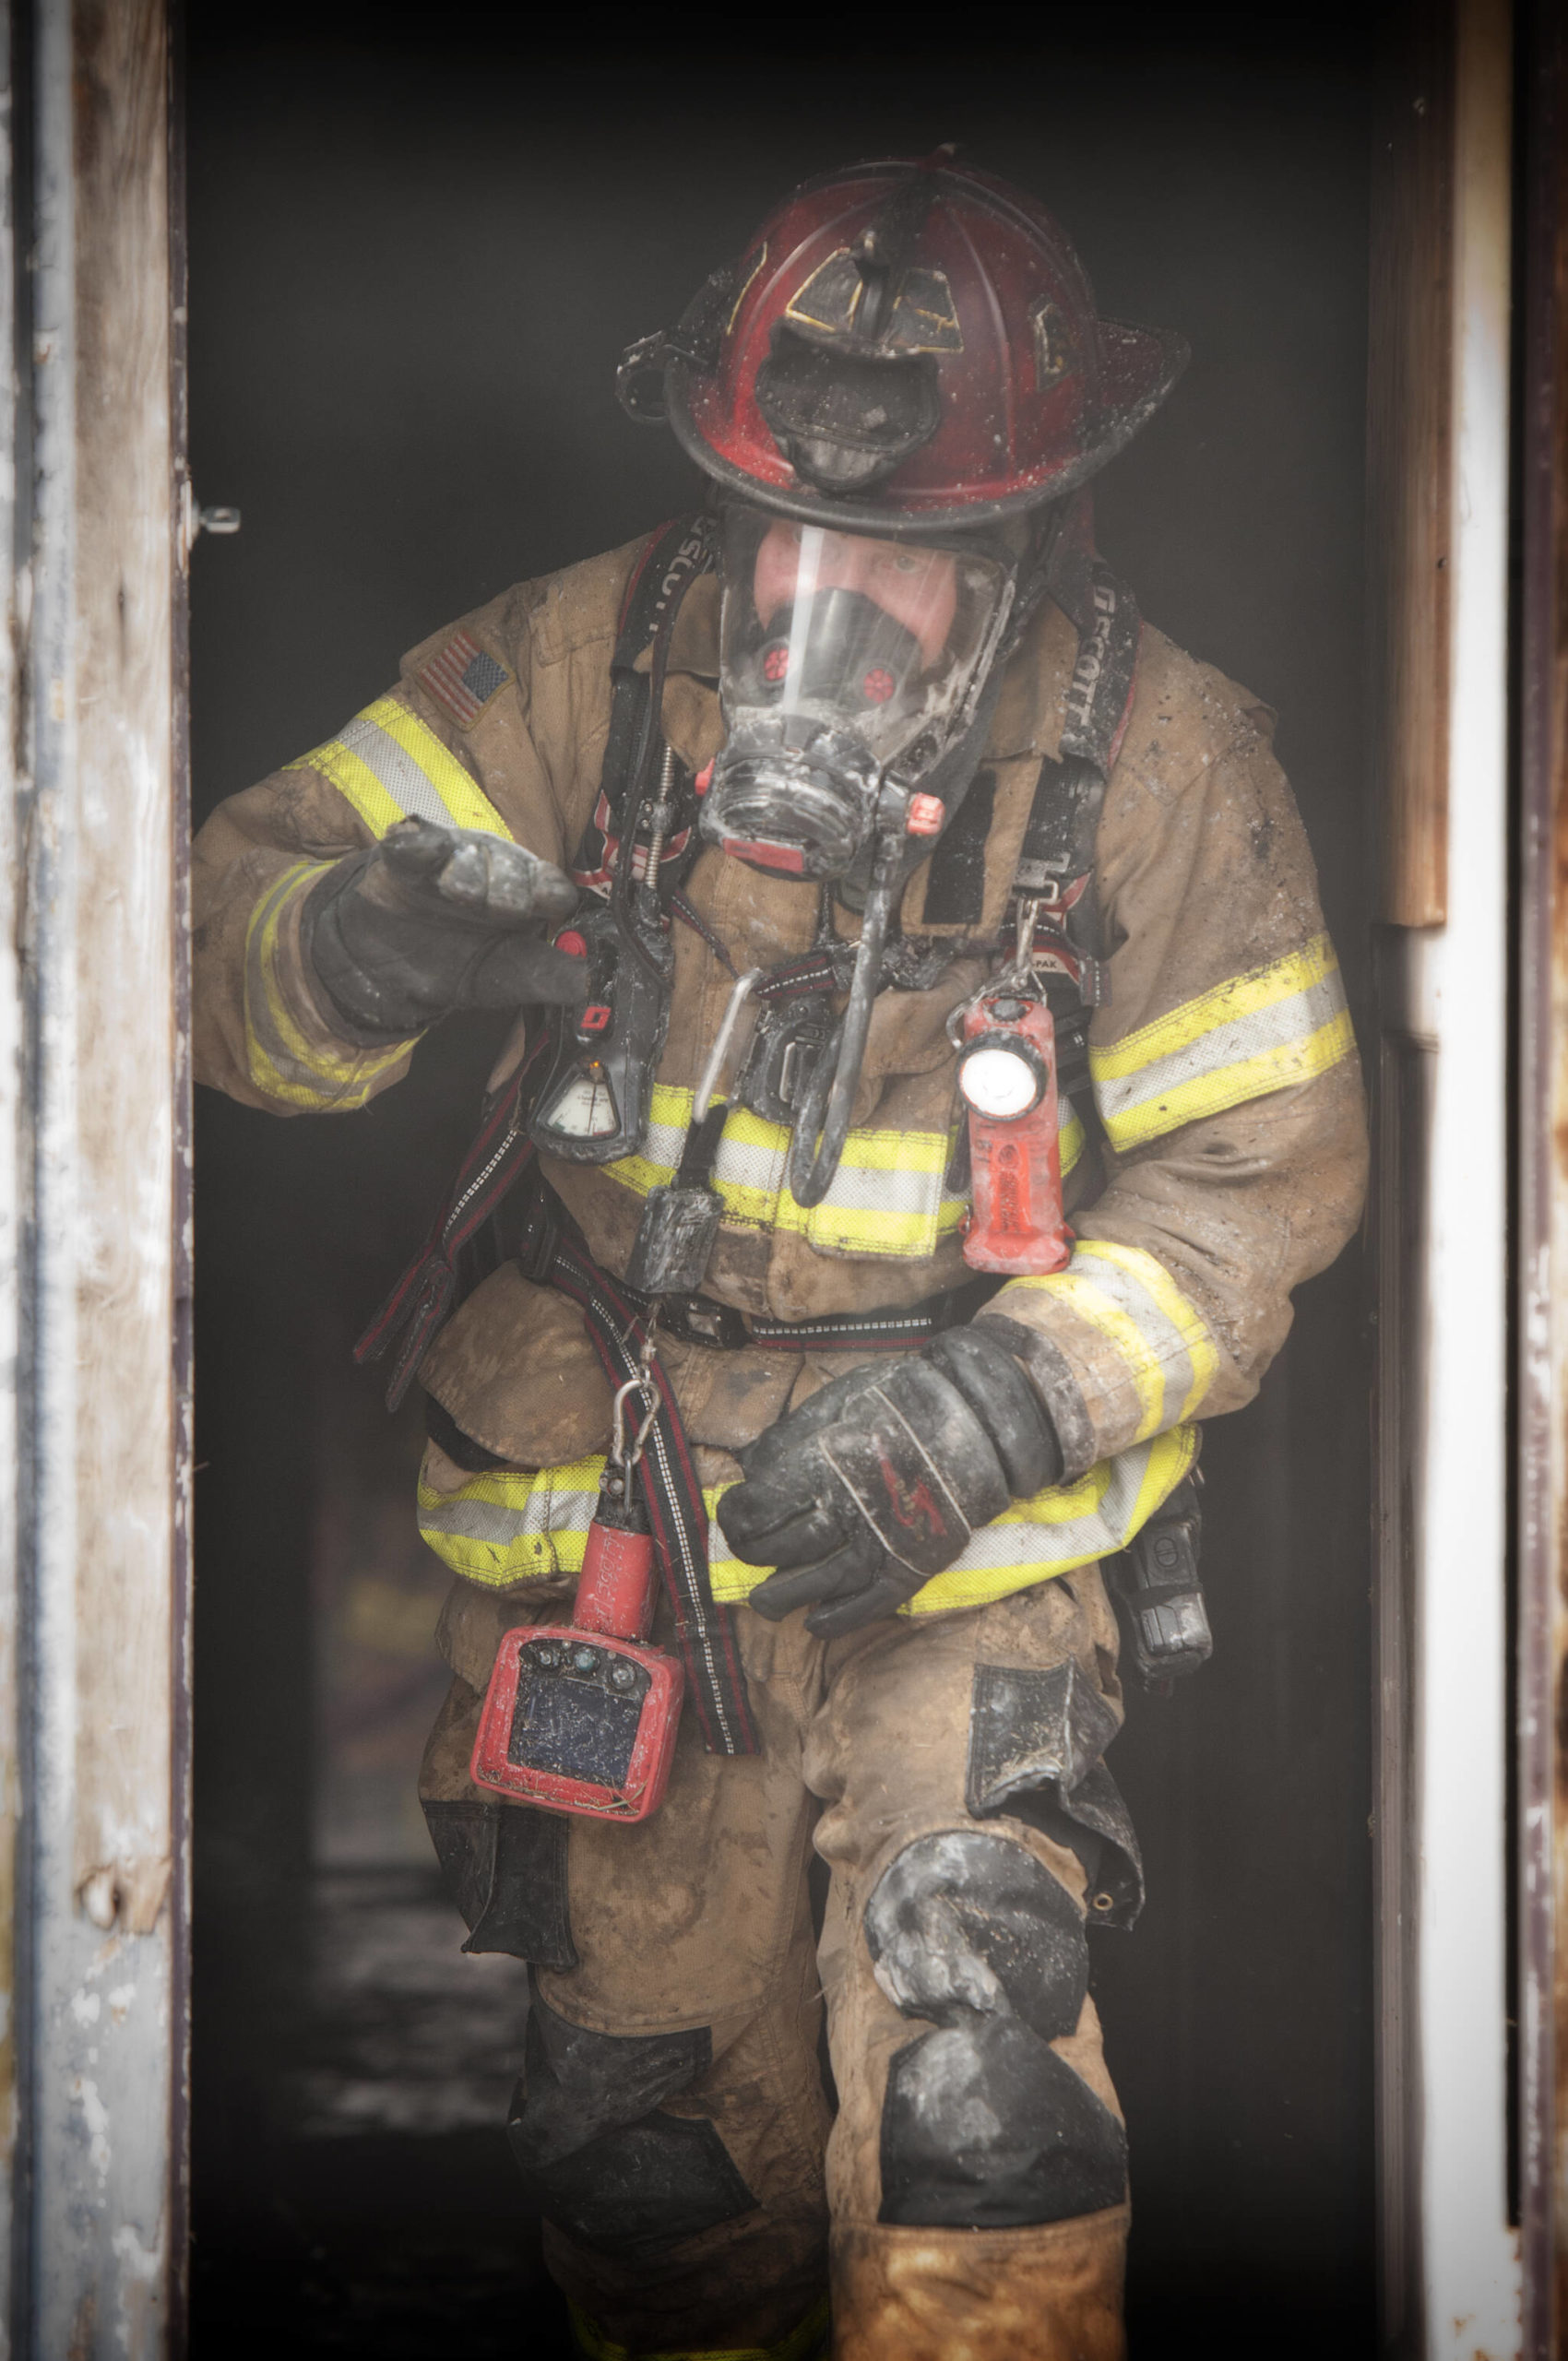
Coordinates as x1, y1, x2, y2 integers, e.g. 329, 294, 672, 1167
898, 1426, 1198, 1615
1093, 964, 1347, 1130
419, 1493, 566, 1550
717, 1134, 940, 1216
998, 1241, 1220, 1440
1062, 1241, 1214, 1431
334, 709, 458, 827
243, 859, 412, 1109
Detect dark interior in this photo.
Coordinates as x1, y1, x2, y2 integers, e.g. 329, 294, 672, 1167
187, 13, 1377, 2352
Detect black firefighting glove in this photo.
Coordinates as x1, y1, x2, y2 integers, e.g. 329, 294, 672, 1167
302, 818, 588, 1042
718, 1329, 1062, 1637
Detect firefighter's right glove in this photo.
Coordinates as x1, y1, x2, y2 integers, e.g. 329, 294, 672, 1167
302, 818, 588, 1041
718, 1330, 1061, 1638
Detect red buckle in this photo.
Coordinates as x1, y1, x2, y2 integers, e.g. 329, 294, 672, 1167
720, 837, 806, 874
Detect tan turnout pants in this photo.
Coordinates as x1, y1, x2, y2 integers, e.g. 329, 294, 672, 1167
421, 1567, 1134, 2361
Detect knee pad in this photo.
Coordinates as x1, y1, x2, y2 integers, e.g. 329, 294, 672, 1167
508, 1979, 710, 2169
879, 2014, 1128, 2227
866, 1830, 1124, 2228
507, 1983, 757, 2256
863, 1829, 1087, 2044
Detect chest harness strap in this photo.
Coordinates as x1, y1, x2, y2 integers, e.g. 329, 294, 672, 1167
1016, 530, 1142, 1006
353, 517, 1140, 1760
354, 1055, 761, 1758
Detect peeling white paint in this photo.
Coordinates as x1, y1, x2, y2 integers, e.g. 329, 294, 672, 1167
108, 2227, 158, 2279
72, 2076, 112, 2181
68, 1989, 100, 2027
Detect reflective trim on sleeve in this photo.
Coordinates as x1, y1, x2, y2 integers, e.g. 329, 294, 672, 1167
900, 1423, 1198, 1613
243, 858, 418, 1111
568, 2293, 830, 2361
1058, 1092, 1086, 1179
416, 1451, 606, 1587
599, 1078, 1081, 1262
994, 1240, 1220, 1439
417, 1425, 1197, 1613
1089, 932, 1354, 1152
292, 694, 511, 840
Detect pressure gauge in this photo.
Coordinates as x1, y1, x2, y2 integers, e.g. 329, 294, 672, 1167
957, 1034, 1050, 1121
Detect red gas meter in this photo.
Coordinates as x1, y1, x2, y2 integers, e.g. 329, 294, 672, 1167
470, 1381, 684, 1824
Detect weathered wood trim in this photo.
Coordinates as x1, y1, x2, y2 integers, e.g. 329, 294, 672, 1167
0, 3, 21, 2349
1369, 0, 1457, 927
165, 3, 192, 2343
6, 1, 184, 2351
1516, 2, 1568, 2350
68, 0, 176, 1945
1372, 0, 1518, 2347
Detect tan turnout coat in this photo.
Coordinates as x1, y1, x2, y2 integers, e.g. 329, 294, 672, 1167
193, 530, 1367, 1631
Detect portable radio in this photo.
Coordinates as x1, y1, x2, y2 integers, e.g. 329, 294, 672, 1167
957, 990, 1074, 1276
471, 1392, 684, 1823
528, 902, 673, 1165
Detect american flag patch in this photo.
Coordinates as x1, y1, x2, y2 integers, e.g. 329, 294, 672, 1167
417, 632, 511, 729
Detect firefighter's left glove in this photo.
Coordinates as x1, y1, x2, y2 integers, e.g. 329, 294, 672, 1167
719, 1330, 1062, 1637
302, 817, 588, 1042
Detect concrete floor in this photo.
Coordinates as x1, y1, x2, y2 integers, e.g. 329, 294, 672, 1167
191, 1870, 574, 2358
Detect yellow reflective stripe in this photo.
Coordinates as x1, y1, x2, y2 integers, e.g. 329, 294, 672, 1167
599, 1080, 1079, 1258
599, 1085, 690, 1198
243, 859, 416, 1110
1100, 1008, 1354, 1151
1090, 933, 1353, 1151
904, 1425, 1198, 1613
1072, 1240, 1218, 1422
294, 694, 509, 840
996, 1241, 1219, 1437
417, 1452, 605, 1586
600, 1087, 968, 1260
1058, 1093, 1085, 1179
1018, 1270, 1164, 1437
568, 2294, 829, 2361
419, 1428, 1197, 1611
418, 1453, 758, 1596
1093, 933, 1338, 1078
303, 737, 403, 837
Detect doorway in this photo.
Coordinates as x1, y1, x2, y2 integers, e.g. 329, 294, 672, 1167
184, 12, 1377, 2352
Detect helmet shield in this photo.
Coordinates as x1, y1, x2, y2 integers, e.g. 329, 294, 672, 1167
626, 156, 1189, 536
704, 504, 1012, 879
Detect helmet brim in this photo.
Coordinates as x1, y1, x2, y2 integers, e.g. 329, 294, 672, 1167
666, 320, 1190, 538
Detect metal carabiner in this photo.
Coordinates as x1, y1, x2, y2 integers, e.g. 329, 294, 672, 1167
610, 1365, 662, 1475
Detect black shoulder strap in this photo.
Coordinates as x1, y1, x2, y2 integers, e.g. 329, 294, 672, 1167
569, 515, 714, 893
1014, 553, 1142, 1002
353, 1073, 760, 1762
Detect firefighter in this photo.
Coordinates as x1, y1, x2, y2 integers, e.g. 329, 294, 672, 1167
193, 154, 1367, 2361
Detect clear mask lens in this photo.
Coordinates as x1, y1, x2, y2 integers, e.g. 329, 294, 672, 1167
703, 507, 1010, 879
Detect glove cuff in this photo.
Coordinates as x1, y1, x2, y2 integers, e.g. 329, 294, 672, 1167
300, 851, 429, 1045
968, 1313, 1098, 1485
923, 1326, 1062, 1498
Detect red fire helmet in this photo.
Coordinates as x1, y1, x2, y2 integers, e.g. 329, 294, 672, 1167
619, 152, 1188, 536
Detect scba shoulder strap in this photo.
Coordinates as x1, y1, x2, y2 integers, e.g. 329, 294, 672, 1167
569, 515, 714, 895
529, 516, 719, 1169
1014, 505, 1142, 1010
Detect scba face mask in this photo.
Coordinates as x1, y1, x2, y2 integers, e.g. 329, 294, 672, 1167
702, 505, 1016, 883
